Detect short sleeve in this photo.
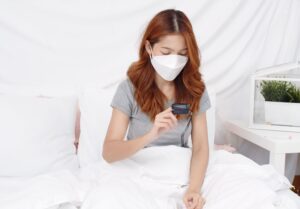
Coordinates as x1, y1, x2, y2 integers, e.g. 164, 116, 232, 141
198, 87, 211, 113
110, 79, 134, 117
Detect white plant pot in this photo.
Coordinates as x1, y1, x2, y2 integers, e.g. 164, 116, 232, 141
265, 101, 300, 126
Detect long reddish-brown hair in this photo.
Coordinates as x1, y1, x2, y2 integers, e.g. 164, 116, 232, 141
127, 9, 206, 121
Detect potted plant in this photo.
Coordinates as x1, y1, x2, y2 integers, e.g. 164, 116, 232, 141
260, 80, 300, 126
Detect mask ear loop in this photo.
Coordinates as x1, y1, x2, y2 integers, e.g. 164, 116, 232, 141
181, 112, 192, 148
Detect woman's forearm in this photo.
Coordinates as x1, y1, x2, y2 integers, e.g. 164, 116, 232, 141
102, 132, 155, 163
188, 147, 209, 192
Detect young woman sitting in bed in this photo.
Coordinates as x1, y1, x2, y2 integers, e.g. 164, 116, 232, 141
102, 9, 230, 209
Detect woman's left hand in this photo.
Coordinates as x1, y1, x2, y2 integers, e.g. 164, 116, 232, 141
183, 190, 205, 209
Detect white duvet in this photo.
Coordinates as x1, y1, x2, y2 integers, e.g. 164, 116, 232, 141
0, 170, 84, 209
79, 147, 298, 209
0, 147, 299, 209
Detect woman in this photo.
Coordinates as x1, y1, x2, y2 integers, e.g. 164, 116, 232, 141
103, 9, 210, 209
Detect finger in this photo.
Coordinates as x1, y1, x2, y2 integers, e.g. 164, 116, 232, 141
183, 196, 190, 208
156, 119, 173, 128
165, 112, 178, 125
156, 111, 174, 119
161, 113, 177, 126
160, 117, 176, 128
155, 109, 168, 119
156, 121, 171, 128
187, 200, 194, 209
195, 203, 203, 209
197, 198, 205, 209
164, 107, 173, 113
156, 122, 172, 130
189, 196, 199, 209
198, 202, 205, 209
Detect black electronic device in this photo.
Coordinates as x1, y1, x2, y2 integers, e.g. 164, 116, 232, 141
171, 103, 190, 115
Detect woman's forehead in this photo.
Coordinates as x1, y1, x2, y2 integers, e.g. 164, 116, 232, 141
156, 34, 187, 50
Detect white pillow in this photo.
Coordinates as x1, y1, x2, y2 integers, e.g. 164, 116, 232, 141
0, 94, 79, 177
78, 82, 119, 167
78, 80, 216, 166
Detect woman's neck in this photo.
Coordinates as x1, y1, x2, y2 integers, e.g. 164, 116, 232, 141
155, 74, 175, 101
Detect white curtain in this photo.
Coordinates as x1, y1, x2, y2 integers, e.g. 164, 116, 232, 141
0, 0, 299, 180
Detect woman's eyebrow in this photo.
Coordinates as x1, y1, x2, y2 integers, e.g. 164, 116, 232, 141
161, 47, 173, 50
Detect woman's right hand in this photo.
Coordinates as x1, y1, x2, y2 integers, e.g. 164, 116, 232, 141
148, 107, 178, 140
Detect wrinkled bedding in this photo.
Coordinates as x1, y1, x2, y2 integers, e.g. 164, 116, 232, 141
0, 147, 299, 209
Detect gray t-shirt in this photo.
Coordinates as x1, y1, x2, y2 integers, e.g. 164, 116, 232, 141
110, 79, 211, 147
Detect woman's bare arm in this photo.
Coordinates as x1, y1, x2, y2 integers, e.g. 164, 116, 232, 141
102, 107, 177, 163
187, 111, 209, 192
102, 109, 154, 163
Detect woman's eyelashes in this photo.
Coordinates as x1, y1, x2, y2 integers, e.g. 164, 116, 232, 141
160, 51, 187, 56
161, 51, 171, 55
179, 50, 188, 56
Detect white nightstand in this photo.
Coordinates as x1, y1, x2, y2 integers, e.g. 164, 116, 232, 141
225, 120, 300, 175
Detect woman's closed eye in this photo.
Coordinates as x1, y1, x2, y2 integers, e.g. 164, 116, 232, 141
161, 51, 171, 55
179, 50, 188, 56
160, 51, 187, 56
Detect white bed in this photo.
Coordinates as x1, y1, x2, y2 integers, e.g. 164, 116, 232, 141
77, 148, 300, 209
0, 80, 299, 209
277, 190, 300, 209
0, 148, 300, 209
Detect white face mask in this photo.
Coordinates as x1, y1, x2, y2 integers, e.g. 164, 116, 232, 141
150, 52, 188, 81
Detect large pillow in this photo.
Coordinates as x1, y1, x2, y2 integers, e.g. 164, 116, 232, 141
78, 81, 120, 167
0, 94, 79, 177
78, 79, 216, 166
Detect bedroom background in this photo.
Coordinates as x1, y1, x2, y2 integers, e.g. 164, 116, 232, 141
0, 0, 299, 182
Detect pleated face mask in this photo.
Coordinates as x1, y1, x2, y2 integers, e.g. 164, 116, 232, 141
150, 54, 188, 81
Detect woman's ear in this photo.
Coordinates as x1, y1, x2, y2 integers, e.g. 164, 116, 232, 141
145, 40, 152, 57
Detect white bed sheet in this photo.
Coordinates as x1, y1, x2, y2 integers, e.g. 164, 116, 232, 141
275, 190, 300, 209
0, 149, 299, 209
52, 190, 300, 209
0, 170, 85, 209
78, 148, 298, 209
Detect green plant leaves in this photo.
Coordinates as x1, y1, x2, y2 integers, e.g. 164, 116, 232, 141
260, 80, 300, 103
287, 84, 300, 103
